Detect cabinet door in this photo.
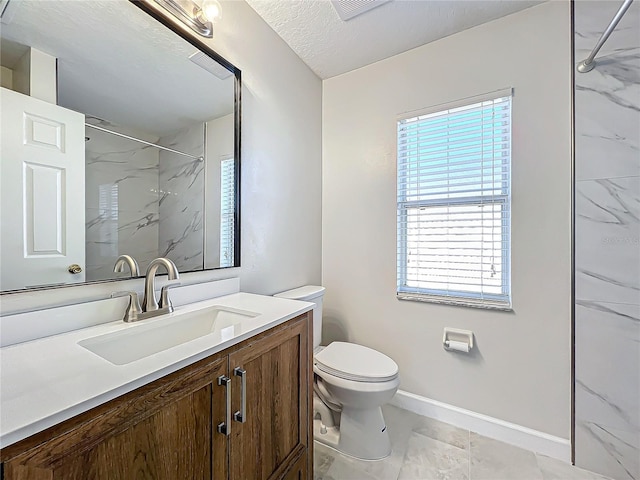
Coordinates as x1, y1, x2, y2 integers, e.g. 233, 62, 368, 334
3, 357, 229, 480
282, 453, 307, 480
228, 317, 311, 480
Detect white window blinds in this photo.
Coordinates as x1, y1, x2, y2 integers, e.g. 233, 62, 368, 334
397, 90, 512, 309
220, 157, 235, 268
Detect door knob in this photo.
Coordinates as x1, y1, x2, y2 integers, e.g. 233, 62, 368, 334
68, 264, 83, 274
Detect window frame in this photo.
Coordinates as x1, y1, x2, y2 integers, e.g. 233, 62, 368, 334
219, 155, 235, 268
396, 89, 513, 310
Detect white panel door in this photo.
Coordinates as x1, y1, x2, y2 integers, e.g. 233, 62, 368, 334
1, 87, 85, 290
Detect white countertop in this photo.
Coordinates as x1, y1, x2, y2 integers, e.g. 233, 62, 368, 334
0, 292, 313, 448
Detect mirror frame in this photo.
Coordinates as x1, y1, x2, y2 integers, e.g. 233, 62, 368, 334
0, 0, 241, 295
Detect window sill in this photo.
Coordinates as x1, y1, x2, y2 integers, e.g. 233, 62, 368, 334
396, 293, 513, 312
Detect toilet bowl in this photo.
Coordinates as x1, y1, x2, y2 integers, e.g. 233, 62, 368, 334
274, 286, 399, 460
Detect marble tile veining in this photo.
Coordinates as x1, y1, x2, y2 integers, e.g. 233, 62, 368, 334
85, 123, 162, 281
413, 421, 470, 452
85, 207, 160, 281
314, 445, 336, 479
398, 433, 468, 480
574, 87, 640, 181
469, 433, 543, 480
158, 124, 205, 272
575, 302, 640, 433
574, 1, 639, 55
575, 178, 640, 305
84, 119, 213, 279
85, 125, 161, 213
574, 0, 640, 182
574, 1, 640, 479
575, 421, 640, 480
536, 454, 611, 480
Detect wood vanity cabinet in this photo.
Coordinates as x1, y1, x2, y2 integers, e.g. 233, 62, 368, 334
0, 312, 313, 480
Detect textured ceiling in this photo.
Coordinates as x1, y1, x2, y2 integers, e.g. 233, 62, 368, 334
1, 0, 234, 137
246, 0, 544, 79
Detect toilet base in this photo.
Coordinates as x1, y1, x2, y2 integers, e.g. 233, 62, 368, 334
313, 406, 392, 461
313, 419, 340, 450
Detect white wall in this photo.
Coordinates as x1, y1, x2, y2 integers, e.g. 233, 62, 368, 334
11, 49, 30, 97
215, 1, 323, 295
0, 1, 322, 315
0, 66, 13, 89
10, 48, 56, 103
322, 1, 572, 438
28, 48, 56, 104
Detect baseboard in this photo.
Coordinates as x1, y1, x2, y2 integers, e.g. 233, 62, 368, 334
390, 390, 571, 463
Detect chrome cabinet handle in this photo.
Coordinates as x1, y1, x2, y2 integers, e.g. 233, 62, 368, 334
233, 367, 247, 423
217, 375, 231, 436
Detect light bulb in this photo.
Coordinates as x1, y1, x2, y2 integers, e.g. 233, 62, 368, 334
200, 0, 221, 22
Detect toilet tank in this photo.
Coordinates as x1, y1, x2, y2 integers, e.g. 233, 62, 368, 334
274, 285, 325, 349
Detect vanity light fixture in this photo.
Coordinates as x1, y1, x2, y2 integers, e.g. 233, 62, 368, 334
198, 0, 222, 23
151, 0, 222, 38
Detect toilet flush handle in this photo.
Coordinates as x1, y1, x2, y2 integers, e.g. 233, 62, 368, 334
233, 367, 247, 423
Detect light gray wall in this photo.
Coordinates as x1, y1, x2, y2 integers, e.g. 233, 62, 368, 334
0, 1, 322, 315
574, 1, 640, 479
322, 1, 572, 438
195, 0, 323, 295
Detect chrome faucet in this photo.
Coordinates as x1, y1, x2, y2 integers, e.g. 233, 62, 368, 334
141, 257, 180, 316
112, 257, 180, 323
113, 254, 140, 277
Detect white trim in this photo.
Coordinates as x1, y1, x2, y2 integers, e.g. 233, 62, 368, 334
389, 389, 571, 463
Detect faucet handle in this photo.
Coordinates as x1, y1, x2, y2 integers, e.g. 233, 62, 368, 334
160, 282, 181, 310
111, 291, 143, 322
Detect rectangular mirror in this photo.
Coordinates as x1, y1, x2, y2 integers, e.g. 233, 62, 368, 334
0, 0, 241, 292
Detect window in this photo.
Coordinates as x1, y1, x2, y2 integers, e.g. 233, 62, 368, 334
220, 157, 235, 268
396, 89, 512, 309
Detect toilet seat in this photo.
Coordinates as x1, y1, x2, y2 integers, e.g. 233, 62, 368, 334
314, 342, 398, 383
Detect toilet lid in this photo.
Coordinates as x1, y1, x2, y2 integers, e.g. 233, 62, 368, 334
314, 342, 399, 382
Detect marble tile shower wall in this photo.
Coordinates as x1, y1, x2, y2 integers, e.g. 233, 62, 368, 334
85, 125, 160, 281
574, 2, 640, 480
158, 124, 205, 273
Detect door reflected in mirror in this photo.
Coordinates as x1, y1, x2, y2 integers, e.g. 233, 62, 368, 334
0, 0, 240, 292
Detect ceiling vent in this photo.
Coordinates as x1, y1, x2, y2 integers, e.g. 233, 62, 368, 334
188, 51, 233, 80
330, 0, 391, 21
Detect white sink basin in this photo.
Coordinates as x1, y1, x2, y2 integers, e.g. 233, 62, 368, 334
78, 306, 259, 365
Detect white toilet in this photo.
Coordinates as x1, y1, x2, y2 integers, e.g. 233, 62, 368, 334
274, 285, 400, 460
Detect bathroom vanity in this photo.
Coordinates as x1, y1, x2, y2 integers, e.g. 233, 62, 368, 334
0, 0, 316, 476
0, 292, 313, 480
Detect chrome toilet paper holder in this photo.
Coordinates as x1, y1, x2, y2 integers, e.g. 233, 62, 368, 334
443, 327, 474, 352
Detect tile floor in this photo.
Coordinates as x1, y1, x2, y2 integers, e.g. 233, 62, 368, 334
313, 405, 612, 480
